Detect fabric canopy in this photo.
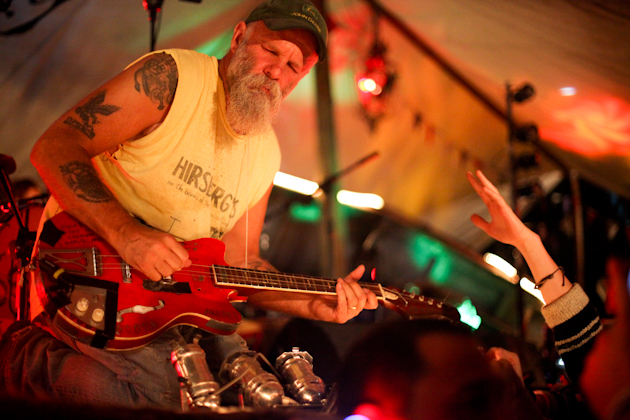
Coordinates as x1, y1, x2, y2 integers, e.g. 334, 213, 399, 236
2, 0, 629, 252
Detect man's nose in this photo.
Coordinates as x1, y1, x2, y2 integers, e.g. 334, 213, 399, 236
263, 59, 284, 81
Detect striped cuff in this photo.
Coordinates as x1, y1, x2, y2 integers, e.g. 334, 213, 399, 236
554, 317, 602, 356
541, 284, 602, 356
541, 284, 590, 328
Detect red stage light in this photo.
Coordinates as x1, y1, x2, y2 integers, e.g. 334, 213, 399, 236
540, 97, 630, 156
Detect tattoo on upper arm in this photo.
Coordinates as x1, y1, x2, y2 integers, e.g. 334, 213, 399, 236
63, 90, 121, 140
134, 53, 178, 111
60, 161, 114, 203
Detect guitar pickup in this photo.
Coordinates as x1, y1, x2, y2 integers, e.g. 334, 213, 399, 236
143, 278, 192, 294
39, 247, 102, 277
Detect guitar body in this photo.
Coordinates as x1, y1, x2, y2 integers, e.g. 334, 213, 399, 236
37, 212, 242, 350
36, 212, 460, 351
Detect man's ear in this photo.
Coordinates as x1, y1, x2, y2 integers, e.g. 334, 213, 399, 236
230, 21, 248, 53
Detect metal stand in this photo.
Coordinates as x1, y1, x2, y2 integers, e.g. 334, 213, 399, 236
143, 0, 164, 52
506, 82, 535, 338
0, 159, 36, 321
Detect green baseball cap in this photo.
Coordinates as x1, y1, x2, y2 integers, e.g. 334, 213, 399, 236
245, 0, 328, 62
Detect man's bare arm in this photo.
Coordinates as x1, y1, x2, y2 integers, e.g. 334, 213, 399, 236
31, 53, 190, 280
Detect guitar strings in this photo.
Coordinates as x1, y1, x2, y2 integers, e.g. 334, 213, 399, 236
79, 256, 393, 289
71, 256, 427, 302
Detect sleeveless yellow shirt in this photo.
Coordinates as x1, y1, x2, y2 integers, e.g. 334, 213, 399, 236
42, 49, 281, 241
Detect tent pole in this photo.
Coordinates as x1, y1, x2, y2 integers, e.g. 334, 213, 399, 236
506, 82, 526, 338
313, 0, 349, 279
569, 169, 586, 287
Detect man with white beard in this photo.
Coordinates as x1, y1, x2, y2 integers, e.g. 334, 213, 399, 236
1, 0, 377, 409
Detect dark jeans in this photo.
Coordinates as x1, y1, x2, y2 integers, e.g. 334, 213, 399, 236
0, 318, 247, 410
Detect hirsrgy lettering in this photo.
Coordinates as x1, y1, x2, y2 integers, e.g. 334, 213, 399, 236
171, 156, 239, 217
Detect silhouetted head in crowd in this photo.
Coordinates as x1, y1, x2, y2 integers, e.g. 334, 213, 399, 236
11, 178, 43, 201
336, 319, 511, 420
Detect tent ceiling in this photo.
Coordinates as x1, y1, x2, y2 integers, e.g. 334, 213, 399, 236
2, 0, 629, 253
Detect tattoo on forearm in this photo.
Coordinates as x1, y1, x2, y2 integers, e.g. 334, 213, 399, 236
134, 53, 178, 110
60, 161, 113, 203
63, 90, 121, 140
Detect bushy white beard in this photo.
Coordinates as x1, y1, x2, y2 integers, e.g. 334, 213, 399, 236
226, 43, 283, 136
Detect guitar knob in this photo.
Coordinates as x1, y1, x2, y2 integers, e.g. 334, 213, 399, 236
92, 308, 105, 323
76, 298, 89, 312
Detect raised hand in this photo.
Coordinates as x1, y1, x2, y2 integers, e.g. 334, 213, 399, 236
467, 170, 573, 303
467, 170, 535, 249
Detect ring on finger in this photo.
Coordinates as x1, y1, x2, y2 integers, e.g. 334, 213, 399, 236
349, 306, 357, 310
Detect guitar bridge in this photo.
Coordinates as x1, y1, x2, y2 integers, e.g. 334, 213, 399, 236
39, 247, 102, 277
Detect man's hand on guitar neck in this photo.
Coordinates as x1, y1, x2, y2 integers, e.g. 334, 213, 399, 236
114, 219, 192, 281
247, 265, 379, 323
310, 265, 379, 323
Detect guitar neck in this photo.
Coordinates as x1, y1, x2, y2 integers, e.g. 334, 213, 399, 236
211, 265, 396, 300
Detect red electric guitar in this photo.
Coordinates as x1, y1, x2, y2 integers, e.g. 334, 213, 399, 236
35, 212, 460, 350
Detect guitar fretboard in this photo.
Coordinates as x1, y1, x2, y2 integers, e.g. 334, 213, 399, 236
211, 265, 396, 300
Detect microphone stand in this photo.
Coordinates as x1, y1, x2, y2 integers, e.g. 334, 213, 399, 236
0, 161, 36, 321
143, 0, 164, 52
315, 151, 379, 196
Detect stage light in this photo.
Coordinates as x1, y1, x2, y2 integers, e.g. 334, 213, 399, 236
344, 416, 370, 420
484, 253, 518, 282
559, 87, 576, 96
289, 201, 321, 223
457, 299, 482, 330
355, 34, 396, 128
514, 153, 540, 170
519, 277, 545, 303
515, 124, 539, 143
273, 172, 319, 195
336, 190, 384, 210
511, 83, 535, 103
358, 77, 377, 93
351, 404, 381, 420
357, 75, 385, 96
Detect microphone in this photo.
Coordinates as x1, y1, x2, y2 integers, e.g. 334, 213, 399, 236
143, 0, 164, 21
0, 154, 16, 175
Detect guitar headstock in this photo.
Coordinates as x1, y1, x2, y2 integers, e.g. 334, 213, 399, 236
379, 287, 461, 323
